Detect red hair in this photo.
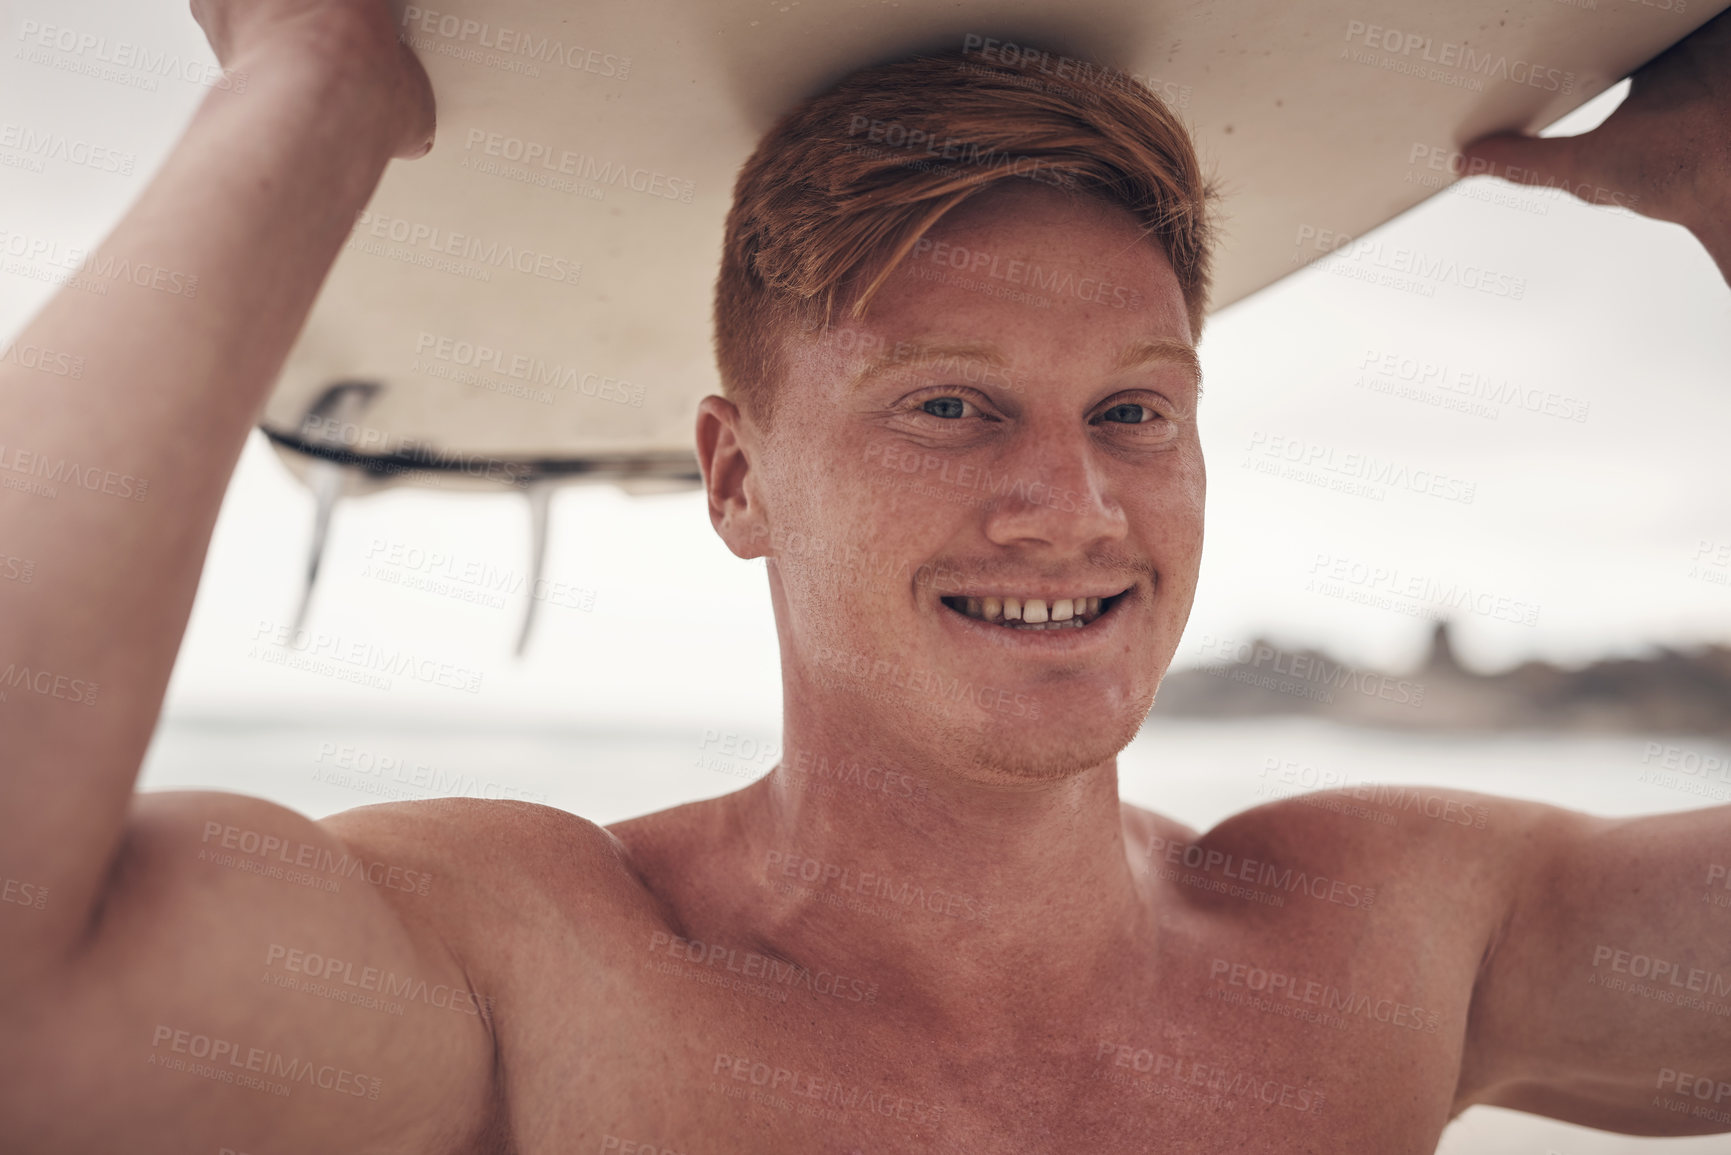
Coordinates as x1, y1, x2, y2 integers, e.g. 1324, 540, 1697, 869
713, 43, 1218, 426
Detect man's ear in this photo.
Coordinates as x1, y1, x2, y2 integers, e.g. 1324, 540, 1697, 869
695, 394, 768, 559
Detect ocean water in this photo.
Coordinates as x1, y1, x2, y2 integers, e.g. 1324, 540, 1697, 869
140, 713, 1731, 828
138, 715, 1731, 1154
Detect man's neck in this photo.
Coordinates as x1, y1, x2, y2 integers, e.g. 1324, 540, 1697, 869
711, 720, 1159, 1028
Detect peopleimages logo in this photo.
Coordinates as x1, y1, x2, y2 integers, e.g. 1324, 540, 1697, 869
864, 441, 1083, 515
1258, 757, 1492, 830
763, 850, 994, 922
349, 210, 582, 286
1207, 957, 1442, 1032
1193, 634, 1426, 709
149, 1025, 381, 1100
1355, 348, 1589, 423
249, 620, 484, 694
1306, 551, 1540, 628
0, 339, 83, 378
200, 821, 436, 896
710, 1053, 947, 1125
400, 6, 631, 78
1093, 1041, 1326, 1114
960, 34, 1194, 108
0, 228, 200, 299
264, 943, 492, 1018
844, 114, 1069, 189
1296, 226, 1527, 301
1342, 20, 1575, 93
15, 20, 247, 92
0, 121, 135, 175
811, 642, 1041, 721
0, 661, 97, 706
1406, 143, 1639, 212
461, 129, 694, 203
1, 874, 47, 911
647, 931, 879, 1004
1243, 430, 1477, 505
908, 236, 1142, 309
1590, 944, 1731, 998
1147, 833, 1378, 910
411, 331, 643, 407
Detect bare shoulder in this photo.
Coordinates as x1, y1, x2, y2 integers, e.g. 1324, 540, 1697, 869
318, 796, 631, 875
1211, 782, 1587, 859
1200, 784, 1601, 925
317, 797, 658, 931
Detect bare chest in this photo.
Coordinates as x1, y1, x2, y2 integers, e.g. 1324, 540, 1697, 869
482, 907, 1474, 1155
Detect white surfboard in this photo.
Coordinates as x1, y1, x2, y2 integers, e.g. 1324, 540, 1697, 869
260, 0, 1724, 642
268, 0, 1725, 490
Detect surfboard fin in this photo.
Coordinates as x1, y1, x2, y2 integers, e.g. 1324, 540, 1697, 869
288, 381, 382, 635
514, 481, 553, 658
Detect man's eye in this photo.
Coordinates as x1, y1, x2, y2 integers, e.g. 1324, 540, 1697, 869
1101, 403, 1158, 424
922, 397, 971, 419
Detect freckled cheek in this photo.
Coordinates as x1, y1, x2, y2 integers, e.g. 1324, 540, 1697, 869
1123, 460, 1205, 552
1170, 450, 1207, 539
776, 434, 855, 518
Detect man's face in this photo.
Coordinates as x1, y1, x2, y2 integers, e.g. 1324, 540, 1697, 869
739, 180, 1204, 783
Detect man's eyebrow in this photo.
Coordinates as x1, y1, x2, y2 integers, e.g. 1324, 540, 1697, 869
844, 337, 1202, 393
846, 342, 1012, 391
1114, 338, 1203, 392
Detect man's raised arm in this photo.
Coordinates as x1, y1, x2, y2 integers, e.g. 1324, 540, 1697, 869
1452, 800, 1731, 1135
0, 3, 499, 1151
0, 0, 429, 971
1449, 12, 1731, 1133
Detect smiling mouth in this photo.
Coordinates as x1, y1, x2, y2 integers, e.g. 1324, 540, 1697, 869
939, 590, 1131, 631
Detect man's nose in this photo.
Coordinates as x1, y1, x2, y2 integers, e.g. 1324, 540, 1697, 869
980, 429, 1127, 552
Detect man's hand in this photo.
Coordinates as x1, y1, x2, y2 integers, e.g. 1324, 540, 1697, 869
1461, 9, 1731, 279
191, 0, 435, 158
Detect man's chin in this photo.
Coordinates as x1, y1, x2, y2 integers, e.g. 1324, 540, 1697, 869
935, 703, 1149, 786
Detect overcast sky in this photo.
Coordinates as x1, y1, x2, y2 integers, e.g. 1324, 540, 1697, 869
3, 1, 1728, 730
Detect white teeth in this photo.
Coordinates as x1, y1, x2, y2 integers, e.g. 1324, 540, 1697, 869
947, 593, 1117, 628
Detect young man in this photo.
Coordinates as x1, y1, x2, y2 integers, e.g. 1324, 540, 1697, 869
1, 1, 1727, 1151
